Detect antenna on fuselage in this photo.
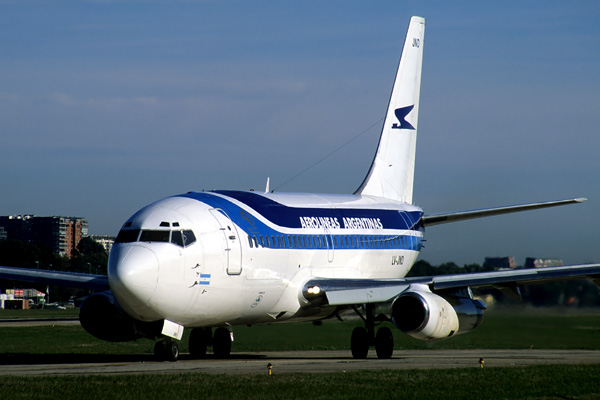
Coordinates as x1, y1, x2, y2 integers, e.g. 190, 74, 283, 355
265, 177, 271, 194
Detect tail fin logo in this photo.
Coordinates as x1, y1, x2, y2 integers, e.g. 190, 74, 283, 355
392, 105, 415, 130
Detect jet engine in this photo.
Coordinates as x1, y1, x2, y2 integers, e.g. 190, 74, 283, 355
391, 286, 486, 341
79, 291, 163, 342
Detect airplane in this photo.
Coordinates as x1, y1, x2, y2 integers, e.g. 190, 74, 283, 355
1, 16, 599, 362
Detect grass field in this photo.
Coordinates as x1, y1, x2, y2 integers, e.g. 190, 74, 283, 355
0, 366, 599, 400
0, 308, 79, 320
0, 307, 599, 399
1, 307, 599, 354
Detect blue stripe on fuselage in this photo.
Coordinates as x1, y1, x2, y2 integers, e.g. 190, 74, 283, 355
176, 191, 423, 251
211, 190, 421, 231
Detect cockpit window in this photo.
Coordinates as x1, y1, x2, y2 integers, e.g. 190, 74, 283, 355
116, 228, 197, 247
139, 230, 170, 242
170, 230, 196, 247
182, 230, 196, 246
171, 230, 184, 246
115, 229, 141, 243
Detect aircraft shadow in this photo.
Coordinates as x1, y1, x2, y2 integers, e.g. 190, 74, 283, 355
0, 352, 353, 365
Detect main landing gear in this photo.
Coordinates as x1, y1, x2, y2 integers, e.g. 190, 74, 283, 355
188, 327, 232, 359
154, 326, 232, 362
350, 304, 394, 359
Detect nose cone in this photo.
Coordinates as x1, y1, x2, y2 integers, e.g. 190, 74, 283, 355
108, 245, 159, 320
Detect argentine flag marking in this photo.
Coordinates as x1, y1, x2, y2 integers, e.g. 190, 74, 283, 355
199, 274, 211, 285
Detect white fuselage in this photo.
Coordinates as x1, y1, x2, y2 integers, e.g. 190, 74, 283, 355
108, 190, 424, 328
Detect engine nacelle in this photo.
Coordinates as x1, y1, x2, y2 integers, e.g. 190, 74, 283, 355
79, 291, 163, 342
391, 287, 486, 341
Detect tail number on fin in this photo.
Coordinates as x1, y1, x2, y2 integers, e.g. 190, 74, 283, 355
412, 38, 420, 48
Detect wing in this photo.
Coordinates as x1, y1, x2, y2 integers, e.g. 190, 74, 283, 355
422, 198, 587, 227
0, 266, 109, 291
302, 263, 600, 306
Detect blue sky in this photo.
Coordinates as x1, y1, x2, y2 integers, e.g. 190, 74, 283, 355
1, 1, 599, 266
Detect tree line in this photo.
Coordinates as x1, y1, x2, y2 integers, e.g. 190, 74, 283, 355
0, 238, 108, 304
408, 259, 600, 308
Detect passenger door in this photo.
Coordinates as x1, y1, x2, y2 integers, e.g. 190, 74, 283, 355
209, 208, 242, 275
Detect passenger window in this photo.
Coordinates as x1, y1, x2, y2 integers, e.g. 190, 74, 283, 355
253, 236, 259, 248
248, 235, 254, 248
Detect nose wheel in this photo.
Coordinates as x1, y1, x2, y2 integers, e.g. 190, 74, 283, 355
154, 340, 180, 362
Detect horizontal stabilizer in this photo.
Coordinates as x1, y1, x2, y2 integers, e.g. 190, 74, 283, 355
422, 198, 587, 227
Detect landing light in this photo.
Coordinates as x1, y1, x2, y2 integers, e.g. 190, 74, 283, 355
307, 286, 321, 295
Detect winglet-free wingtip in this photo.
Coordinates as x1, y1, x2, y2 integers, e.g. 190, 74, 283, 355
575, 197, 588, 203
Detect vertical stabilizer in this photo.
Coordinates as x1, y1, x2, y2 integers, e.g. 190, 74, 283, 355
356, 16, 425, 203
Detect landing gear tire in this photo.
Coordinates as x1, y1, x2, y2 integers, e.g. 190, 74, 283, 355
154, 340, 167, 361
375, 327, 394, 359
154, 340, 179, 362
212, 327, 231, 358
351, 327, 369, 359
189, 327, 212, 359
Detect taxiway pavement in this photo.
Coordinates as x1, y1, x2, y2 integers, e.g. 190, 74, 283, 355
1, 349, 599, 376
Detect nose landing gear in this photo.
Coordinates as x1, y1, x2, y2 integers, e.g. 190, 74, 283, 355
154, 339, 180, 362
